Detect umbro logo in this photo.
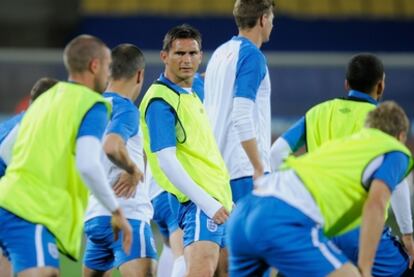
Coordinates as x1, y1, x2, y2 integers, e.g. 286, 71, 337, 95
339, 108, 351, 114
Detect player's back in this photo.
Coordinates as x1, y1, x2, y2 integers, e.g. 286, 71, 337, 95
305, 98, 376, 152
85, 93, 153, 223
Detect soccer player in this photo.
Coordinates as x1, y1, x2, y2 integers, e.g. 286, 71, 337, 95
0, 34, 132, 277
270, 53, 414, 276
82, 44, 157, 277
0, 77, 58, 277
204, 0, 274, 203
140, 24, 232, 277
227, 101, 413, 277
149, 73, 204, 277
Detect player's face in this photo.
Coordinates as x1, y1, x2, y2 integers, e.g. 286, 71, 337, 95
262, 10, 274, 43
161, 38, 202, 86
95, 47, 111, 93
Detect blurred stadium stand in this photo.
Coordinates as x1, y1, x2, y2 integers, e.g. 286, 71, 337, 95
0, 0, 413, 134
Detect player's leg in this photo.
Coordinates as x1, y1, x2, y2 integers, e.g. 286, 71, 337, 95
167, 193, 186, 277
0, 249, 12, 277
115, 220, 157, 277
0, 208, 59, 277
184, 241, 219, 277
180, 202, 225, 277
83, 217, 115, 277
215, 247, 229, 277
156, 244, 173, 277
152, 191, 185, 276
327, 263, 360, 277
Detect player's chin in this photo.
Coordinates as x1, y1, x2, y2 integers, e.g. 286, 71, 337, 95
179, 70, 194, 78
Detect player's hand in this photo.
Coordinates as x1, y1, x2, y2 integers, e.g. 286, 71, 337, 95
113, 167, 144, 198
402, 234, 414, 268
213, 207, 229, 225
111, 208, 133, 255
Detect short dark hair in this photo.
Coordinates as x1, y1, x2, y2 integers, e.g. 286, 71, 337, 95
63, 34, 107, 74
30, 77, 59, 102
346, 53, 384, 94
233, 0, 275, 29
110, 44, 145, 80
162, 24, 202, 52
365, 101, 409, 138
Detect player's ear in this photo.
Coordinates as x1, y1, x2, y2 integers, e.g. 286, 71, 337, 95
160, 50, 168, 65
136, 69, 144, 84
398, 131, 407, 143
376, 77, 385, 99
259, 14, 265, 28
89, 58, 100, 74
344, 80, 350, 91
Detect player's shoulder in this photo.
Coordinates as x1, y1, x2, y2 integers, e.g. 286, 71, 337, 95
104, 92, 137, 114
0, 113, 24, 142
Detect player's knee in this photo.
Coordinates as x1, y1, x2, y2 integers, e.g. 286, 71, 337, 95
19, 267, 59, 277
328, 262, 360, 277
186, 265, 215, 277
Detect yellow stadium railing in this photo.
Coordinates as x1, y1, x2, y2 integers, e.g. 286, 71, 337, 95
81, 0, 414, 18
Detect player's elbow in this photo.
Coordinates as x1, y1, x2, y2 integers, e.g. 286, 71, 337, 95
103, 135, 122, 159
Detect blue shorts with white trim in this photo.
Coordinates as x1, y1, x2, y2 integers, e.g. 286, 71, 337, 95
226, 194, 349, 277
332, 227, 409, 276
151, 191, 180, 239
178, 201, 226, 248
0, 208, 59, 273
83, 216, 157, 271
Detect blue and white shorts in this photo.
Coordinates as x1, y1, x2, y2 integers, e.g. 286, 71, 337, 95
178, 201, 226, 248
0, 208, 59, 273
333, 227, 409, 276
226, 194, 349, 277
151, 191, 180, 239
230, 176, 254, 203
83, 216, 157, 271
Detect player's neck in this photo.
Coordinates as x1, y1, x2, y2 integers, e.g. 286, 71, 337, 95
238, 29, 263, 48
68, 73, 96, 91
106, 81, 135, 100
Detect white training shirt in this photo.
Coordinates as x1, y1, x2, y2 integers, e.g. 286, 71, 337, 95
204, 36, 271, 179
85, 93, 153, 223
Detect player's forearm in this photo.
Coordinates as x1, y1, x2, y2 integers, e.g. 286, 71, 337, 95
103, 133, 138, 174
358, 181, 390, 274
232, 97, 263, 173
390, 178, 413, 234
270, 137, 292, 171
241, 139, 263, 172
156, 147, 222, 218
76, 136, 119, 212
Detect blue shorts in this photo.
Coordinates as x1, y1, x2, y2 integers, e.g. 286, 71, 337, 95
332, 227, 409, 276
230, 176, 253, 203
83, 216, 157, 271
226, 194, 348, 277
151, 191, 180, 239
178, 201, 226, 248
0, 208, 59, 273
